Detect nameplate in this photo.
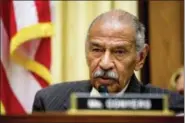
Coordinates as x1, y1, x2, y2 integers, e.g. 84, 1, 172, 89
70, 93, 168, 111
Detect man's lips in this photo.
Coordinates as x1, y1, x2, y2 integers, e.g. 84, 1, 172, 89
95, 77, 117, 85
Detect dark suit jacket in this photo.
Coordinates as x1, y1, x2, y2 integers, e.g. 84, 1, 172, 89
32, 74, 184, 113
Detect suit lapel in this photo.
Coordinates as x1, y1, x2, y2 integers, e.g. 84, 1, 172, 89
77, 81, 92, 93
62, 81, 92, 110
125, 74, 142, 93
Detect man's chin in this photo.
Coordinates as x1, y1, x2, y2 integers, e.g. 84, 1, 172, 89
92, 79, 120, 92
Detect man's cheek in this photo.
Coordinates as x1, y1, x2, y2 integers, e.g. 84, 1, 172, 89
91, 58, 99, 67
88, 60, 96, 77
115, 61, 126, 73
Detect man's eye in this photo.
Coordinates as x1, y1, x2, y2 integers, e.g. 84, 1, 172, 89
114, 50, 125, 55
92, 48, 103, 52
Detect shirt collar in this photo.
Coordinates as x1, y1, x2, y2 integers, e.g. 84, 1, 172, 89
90, 80, 130, 97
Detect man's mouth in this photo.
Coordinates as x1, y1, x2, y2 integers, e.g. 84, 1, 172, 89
95, 77, 117, 85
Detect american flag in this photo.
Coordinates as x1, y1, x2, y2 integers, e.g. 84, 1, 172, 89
0, 0, 54, 114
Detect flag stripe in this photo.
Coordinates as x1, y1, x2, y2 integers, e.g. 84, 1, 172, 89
0, 1, 23, 114
0, 62, 25, 114
0, 0, 17, 39
35, 1, 51, 22
13, 1, 38, 31
32, 1, 52, 87
0, 0, 16, 65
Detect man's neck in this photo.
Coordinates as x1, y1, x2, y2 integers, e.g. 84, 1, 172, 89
90, 80, 130, 97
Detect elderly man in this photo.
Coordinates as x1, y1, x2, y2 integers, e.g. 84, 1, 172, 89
32, 9, 184, 113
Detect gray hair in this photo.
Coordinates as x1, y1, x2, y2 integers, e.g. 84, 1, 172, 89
86, 9, 146, 53
133, 18, 145, 52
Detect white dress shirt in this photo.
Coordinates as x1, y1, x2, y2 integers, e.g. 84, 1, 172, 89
90, 80, 130, 97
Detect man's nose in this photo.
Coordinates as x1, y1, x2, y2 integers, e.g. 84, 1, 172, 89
99, 51, 114, 70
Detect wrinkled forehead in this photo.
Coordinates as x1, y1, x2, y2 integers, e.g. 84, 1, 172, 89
90, 11, 135, 30
91, 10, 135, 26
88, 18, 136, 41
88, 11, 136, 37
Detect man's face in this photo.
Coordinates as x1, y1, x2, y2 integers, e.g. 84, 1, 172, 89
86, 20, 141, 93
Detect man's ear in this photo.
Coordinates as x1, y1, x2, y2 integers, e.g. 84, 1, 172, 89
134, 44, 149, 71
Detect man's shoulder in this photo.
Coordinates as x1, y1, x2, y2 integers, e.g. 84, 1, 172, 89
142, 84, 171, 93
37, 80, 90, 96
142, 84, 184, 113
34, 80, 91, 103
33, 80, 91, 111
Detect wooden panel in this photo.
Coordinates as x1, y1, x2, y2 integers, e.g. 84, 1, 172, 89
149, 1, 184, 89
138, 0, 150, 85
0, 114, 183, 123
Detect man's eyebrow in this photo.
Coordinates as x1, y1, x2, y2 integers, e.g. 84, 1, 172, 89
89, 41, 102, 47
112, 43, 132, 49
113, 46, 125, 49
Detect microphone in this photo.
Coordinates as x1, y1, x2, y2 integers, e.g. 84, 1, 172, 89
98, 85, 109, 96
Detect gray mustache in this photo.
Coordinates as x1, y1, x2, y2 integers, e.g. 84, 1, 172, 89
93, 69, 118, 81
